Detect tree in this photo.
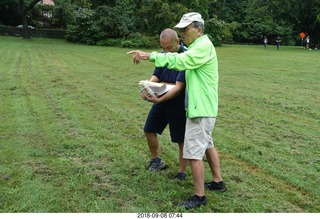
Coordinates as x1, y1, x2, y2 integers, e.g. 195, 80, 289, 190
96, 0, 134, 38
269, 0, 320, 44
18, 0, 41, 39
51, 1, 73, 29
133, 0, 188, 35
0, 0, 20, 26
65, 0, 134, 44
211, 0, 320, 45
206, 15, 237, 46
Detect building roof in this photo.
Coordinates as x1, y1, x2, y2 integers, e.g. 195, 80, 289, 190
41, 0, 55, 6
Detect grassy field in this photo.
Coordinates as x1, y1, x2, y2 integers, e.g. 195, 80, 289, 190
0, 36, 319, 213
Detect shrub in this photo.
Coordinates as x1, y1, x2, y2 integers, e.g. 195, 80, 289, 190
121, 40, 135, 48
97, 38, 122, 47
206, 16, 236, 46
125, 32, 159, 49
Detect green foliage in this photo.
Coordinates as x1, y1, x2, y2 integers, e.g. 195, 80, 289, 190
206, 16, 237, 45
96, 32, 159, 49
65, 7, 96, 44
94, 3, 133, 38
212, 0, 320, 45
0, 0, 20, 26
2, 0, 320, 45
124, 32, 159, 49
96, 38, 123, 47
133, 0, 189, 35
65, 0, 134, 45
167, 0, 211, 19
52, 2, 74, 29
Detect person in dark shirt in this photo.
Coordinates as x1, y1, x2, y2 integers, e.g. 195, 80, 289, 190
141, 28, 188, 180
276, 36, 282, 50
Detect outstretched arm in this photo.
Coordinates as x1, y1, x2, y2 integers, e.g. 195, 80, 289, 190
127, 50, 151, 64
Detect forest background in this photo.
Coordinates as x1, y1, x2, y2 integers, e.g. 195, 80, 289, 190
1, 0, 320, 48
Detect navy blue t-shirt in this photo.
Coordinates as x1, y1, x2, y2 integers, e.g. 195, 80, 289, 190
151, 43, 186, 114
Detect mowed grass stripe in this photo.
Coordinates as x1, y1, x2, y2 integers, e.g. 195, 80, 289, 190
0, 46, 62, 211
0, 40, 117, 211
215, 46, 320, 211
216, 152, 320, 212
1, 39, 168, 211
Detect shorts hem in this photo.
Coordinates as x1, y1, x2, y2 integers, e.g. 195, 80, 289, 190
183, 156, 203, 160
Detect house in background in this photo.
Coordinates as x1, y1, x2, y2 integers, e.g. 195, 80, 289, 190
41, 0, 55, 6
38, 0, 55, 27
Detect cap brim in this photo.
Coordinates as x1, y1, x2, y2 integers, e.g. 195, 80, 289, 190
174, 21, 192, 28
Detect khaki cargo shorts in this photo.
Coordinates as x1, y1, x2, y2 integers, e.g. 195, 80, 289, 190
183, 117, 216, 160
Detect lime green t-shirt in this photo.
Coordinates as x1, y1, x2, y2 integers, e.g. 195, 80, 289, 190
149, 35, 218, 118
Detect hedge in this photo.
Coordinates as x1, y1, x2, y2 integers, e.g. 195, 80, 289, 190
0, 25, 65, 39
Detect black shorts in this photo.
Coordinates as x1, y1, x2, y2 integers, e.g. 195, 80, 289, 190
144, 105, 186, 143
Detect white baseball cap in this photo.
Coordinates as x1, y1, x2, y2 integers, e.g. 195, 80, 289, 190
174, 12, 204, 28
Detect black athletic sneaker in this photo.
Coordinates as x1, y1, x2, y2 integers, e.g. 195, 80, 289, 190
204, 181, 227, 192
174, 195, 207, 210
148, 158, 166, 171
173, 172, 186, 180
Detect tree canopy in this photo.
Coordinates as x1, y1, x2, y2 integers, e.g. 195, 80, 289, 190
1, 0, 319, 45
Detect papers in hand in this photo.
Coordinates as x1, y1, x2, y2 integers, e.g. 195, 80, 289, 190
139, 80, 175, 97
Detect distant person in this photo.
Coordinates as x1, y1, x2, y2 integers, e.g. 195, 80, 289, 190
305, 36, 310, 49
276, 36, 282, 50
263, 36, 268, 49
140, 28, 188, 180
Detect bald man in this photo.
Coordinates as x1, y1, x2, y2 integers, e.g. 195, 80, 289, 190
141, 28, 188, 180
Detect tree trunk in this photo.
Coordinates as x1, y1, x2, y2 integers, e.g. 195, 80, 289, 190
18, 0, 42, 39
19, 0, 29, 39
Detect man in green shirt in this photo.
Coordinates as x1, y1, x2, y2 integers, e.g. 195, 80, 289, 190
128, 12, 227, 210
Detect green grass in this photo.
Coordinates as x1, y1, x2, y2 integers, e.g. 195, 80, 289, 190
0, 36, 319, 213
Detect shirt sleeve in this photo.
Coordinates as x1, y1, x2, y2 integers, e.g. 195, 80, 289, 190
149, 41, 214, 71
153, 67, 164, 78
176, 71, 186, 83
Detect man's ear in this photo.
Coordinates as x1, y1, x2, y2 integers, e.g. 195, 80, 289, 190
197, 27, 202, 36
176, 39, 181, 47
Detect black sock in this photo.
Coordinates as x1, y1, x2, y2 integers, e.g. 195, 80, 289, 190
152, 157, 160, 163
